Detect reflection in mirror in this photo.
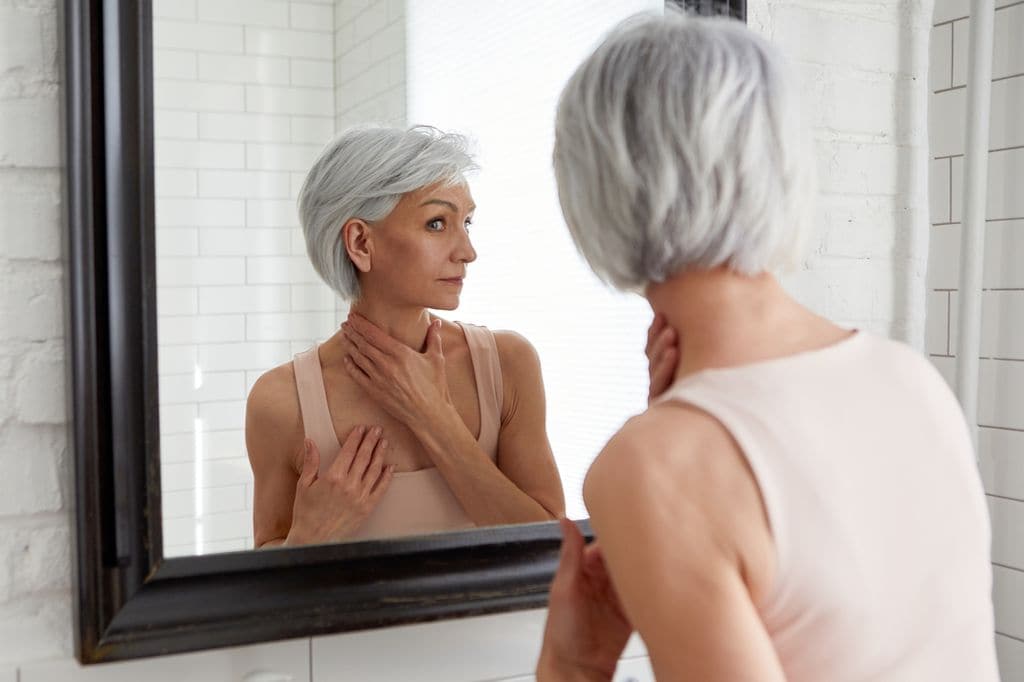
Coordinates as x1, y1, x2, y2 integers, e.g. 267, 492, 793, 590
155, 1, 661, 556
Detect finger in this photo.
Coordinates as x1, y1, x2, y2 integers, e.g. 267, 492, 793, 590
342, 324, 391, 368
332, 425, 366, 475
349, 425, 383, 480
426, 320, 444, 358
343, 354, 374, 391
556, 518, 585, 577
649, 326, 677, 362
645, 313, 665, 356
343, 345, 378, 385
340, 333, 381, 374
299, 438, 319, 487
649, 348, 678, 400
368, 462, 395, 500
582, 541, 609, 578
361, 437, 387, 487
345, 314, 404, 358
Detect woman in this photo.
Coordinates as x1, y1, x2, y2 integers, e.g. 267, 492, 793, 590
245, 126, 569, 547
536, 10, 997, 682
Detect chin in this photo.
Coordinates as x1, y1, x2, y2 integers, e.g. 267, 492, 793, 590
429, 298, 460, 311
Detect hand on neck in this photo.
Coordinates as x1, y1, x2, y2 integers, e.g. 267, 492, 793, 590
643, 266, 809, 381
348, 294, 436, 353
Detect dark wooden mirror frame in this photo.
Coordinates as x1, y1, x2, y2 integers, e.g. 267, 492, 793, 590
62, 0, 744, 665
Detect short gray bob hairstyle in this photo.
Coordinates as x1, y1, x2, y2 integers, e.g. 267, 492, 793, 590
553, 10, 815, 292
298, 125, 478, 302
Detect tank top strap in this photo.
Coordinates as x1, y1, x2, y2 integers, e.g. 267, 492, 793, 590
292, 343, 342, 475
455, 322, 503, 459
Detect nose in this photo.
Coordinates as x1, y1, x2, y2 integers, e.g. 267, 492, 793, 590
453, 226, 476, 264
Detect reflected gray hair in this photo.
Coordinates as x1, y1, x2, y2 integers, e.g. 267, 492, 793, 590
298, 125, 478, 301
553, 10, 815, 292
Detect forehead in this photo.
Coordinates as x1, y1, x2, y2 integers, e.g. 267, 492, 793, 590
403, 181, 475, 210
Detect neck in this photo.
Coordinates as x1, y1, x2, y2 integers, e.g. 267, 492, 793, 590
644, 266, 819, 382
348, 294, 435, 352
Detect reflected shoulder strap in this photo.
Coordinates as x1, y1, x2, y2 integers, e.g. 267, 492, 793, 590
292, 344, 342, 474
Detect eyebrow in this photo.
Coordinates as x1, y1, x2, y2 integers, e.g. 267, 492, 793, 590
419, 199, 476, 213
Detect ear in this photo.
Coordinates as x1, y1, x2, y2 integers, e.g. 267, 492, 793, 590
342, 218, 373, 274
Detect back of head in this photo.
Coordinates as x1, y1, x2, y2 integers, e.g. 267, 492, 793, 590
553, 10, 815, 293
298, 125, 477, 302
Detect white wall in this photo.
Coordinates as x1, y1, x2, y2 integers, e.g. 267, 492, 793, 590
751, 1, 934, 345
925, 0, 1024, 678
0, 0, 934, 678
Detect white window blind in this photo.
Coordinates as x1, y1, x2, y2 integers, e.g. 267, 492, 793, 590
406, 1, 664, 519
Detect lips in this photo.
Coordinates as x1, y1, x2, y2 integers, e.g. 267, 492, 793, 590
440, 277, 464, 284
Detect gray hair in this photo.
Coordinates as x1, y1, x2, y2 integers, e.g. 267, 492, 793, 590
553, 10, 815, 292
298, 125, 478, 301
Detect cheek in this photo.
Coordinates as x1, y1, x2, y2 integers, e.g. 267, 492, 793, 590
374, 234, 445, 279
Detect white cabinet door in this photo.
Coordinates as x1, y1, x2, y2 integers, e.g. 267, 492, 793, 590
19, 638, 310, 682
313, 608, 547, 682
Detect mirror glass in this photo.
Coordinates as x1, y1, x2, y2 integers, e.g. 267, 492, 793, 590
154, 0, 663, 557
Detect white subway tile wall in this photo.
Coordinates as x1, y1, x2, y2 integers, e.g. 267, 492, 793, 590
335, 0, 406, 130
153, 0, 344, 557
927, 3, 1024, 677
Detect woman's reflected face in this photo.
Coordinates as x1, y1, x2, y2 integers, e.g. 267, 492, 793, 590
367, 181, 477, 310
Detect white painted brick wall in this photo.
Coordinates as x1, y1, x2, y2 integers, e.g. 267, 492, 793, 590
925, 1, 1024, 678
0, 0, 935, 677
0, 0, 74, 669
750, 1, 933, 345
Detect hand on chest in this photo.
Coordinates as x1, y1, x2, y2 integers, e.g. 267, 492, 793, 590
324, 347, 483, 471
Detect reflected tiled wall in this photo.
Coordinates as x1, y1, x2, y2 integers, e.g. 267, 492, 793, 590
925, 0, 1024, 678
334, 0, 406, 130
152, 0, 341, 556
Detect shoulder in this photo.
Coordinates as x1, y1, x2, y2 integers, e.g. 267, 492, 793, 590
245, 360, 304, 473
583, 402, 766, 579
489, 330, 545, 420
491, 329, 540, 371
584, 404, 728, 504
857, 332, 957, 403
247, 361, 298, 415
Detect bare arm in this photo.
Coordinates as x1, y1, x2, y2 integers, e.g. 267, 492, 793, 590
409, 331, 564, 524
492, 331, 566, 518
581, 408, 785, 681
245, 367, 304, 548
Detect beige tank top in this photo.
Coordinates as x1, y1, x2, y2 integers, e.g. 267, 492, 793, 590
292, 321, 503, 541
649, 331, 998, 681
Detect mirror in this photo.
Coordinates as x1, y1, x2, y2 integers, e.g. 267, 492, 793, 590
66, 0, 745, 663
152, 0, 676, 556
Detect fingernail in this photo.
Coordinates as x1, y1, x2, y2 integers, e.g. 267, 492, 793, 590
304, 439, 310, 452
381, 439, 389, 449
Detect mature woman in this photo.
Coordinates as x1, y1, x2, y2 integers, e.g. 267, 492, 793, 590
536, 11, 998, 682
245, 126, 570, 547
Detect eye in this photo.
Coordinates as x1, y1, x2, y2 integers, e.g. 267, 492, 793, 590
427, 218, 445, 232
464, 218, 473, 231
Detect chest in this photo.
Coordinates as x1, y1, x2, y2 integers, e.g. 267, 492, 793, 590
321, 346, 482, 472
